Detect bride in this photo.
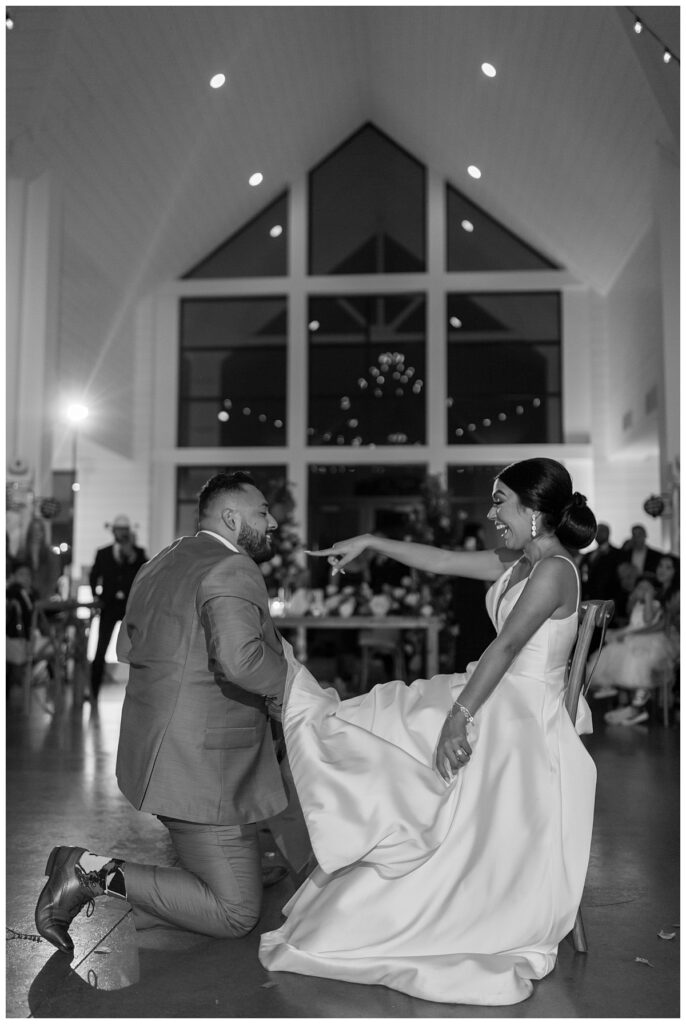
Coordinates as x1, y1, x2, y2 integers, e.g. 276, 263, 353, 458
259, 458, 598, 1006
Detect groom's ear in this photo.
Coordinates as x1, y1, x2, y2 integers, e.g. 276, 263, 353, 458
221, 507, 239, 532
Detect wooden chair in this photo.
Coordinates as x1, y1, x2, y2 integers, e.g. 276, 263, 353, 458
563, 597, 615, 953
358, 629, 406, 693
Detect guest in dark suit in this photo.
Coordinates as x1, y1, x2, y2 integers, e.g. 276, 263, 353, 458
88, 514, 147, 703
579, 522, 622, 604
620, 523, 662, 575
35, 472, 311, 957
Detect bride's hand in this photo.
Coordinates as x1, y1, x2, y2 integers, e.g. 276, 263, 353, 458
305, 535, 372, 576
435, 716, 472, 782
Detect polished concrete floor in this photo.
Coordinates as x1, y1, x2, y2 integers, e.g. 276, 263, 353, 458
6, 671, 680, 1018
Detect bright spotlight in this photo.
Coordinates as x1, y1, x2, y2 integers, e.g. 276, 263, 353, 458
66, 403, 89, 422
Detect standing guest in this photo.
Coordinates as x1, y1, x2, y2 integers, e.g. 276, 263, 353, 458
16, 518, 61, 601
35, 472, 311, 957
620, 523, 662, 575
88, 515, 147, 705
260, 458, 597, 1006
579, 522, 622, 604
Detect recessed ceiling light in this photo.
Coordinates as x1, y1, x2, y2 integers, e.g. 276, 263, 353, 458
461, 219, 474, 232
468, 165, 482, 179
481, 62, 496, 77
269, 224, 283, 238
249, 172, 263, 187
209, 73, 226, 89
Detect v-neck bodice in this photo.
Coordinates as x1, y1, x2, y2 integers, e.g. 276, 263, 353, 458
485, 556, 580, 681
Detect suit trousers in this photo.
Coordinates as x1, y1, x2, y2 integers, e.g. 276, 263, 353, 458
90, 604, 126, 698
124, 819, 263, 938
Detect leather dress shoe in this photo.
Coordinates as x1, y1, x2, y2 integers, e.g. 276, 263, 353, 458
35, 846, 106, 956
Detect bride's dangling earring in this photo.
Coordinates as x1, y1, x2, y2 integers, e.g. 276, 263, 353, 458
531, 513, 537, 539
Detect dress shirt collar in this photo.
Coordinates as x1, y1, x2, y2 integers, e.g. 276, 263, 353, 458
197, 529, 240, 553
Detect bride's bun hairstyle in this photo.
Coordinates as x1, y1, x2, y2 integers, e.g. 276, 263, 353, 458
497, 458, 597, 550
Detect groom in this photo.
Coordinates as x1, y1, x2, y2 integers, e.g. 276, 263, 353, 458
35, 471, 311, 955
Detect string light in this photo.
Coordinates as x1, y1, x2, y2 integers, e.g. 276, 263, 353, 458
452, 397, 543, 439
627, 7, 679, 66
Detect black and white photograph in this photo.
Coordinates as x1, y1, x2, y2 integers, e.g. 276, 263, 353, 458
5, 4, 680, 1017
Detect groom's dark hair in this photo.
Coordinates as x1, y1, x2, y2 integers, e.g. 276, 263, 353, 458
197, 471, 257, 520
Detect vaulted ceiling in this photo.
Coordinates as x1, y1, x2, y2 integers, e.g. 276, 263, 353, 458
6, 5, 680, 451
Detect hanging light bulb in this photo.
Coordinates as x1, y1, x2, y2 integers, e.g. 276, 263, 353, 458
633, 18, 643, 34
6, 8, 14, 29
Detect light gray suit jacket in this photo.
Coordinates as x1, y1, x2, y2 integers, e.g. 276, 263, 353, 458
115, 532, 288, 825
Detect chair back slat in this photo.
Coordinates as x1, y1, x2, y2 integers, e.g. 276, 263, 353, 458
564, 599, 615, 721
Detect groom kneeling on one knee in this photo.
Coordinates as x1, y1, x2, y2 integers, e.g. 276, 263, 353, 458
35, 471, 312, 956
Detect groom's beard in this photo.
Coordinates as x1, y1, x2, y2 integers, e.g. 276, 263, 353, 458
237, 522, 274, 564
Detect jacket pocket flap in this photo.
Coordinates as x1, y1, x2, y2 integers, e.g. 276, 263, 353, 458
203, 726, 259, 749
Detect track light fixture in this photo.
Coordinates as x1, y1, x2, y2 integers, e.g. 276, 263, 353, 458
627, 7, 679, 66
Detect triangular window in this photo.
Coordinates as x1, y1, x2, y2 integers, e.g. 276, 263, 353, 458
183, 192, 288, 278
309, 124, 425, 275
446, 184, 556, 272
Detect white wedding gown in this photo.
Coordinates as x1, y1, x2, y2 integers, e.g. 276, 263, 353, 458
259, 556, 596, 1005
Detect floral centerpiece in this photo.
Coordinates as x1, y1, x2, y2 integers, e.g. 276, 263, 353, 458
259, 480, 308, 598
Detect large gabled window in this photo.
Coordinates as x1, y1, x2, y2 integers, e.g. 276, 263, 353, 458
309, 124, 426, 275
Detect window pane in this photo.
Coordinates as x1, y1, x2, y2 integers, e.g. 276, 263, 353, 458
309, 124, 425, 274
178, 298, 287, 447
446, 465, 505, 547
176, 465, 288, 536
446, 184, 556, 272
183, 193, 288, 278
307, 463, 427, 586
308, 294, 426, 446
447, 293, 562, 444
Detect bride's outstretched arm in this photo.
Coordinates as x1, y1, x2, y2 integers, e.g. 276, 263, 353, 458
307, 533, 517, 581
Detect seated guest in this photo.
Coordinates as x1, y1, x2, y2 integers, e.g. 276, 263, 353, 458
6, 562, 36, 690
590, 570, 679, 725
614, 561, 640, 626
15, 518, 61, 601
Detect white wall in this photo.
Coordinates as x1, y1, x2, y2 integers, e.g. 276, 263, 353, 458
6, 174, 62, 497
72, 436, 152, 582
586, 228, 664, 550
603, 226, 663, 457
70, 299, 156, 577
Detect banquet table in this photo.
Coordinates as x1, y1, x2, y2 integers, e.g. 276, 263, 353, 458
274, 614, 442, 680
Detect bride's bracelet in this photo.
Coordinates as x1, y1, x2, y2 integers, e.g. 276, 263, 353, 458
448, 701, 474, 725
